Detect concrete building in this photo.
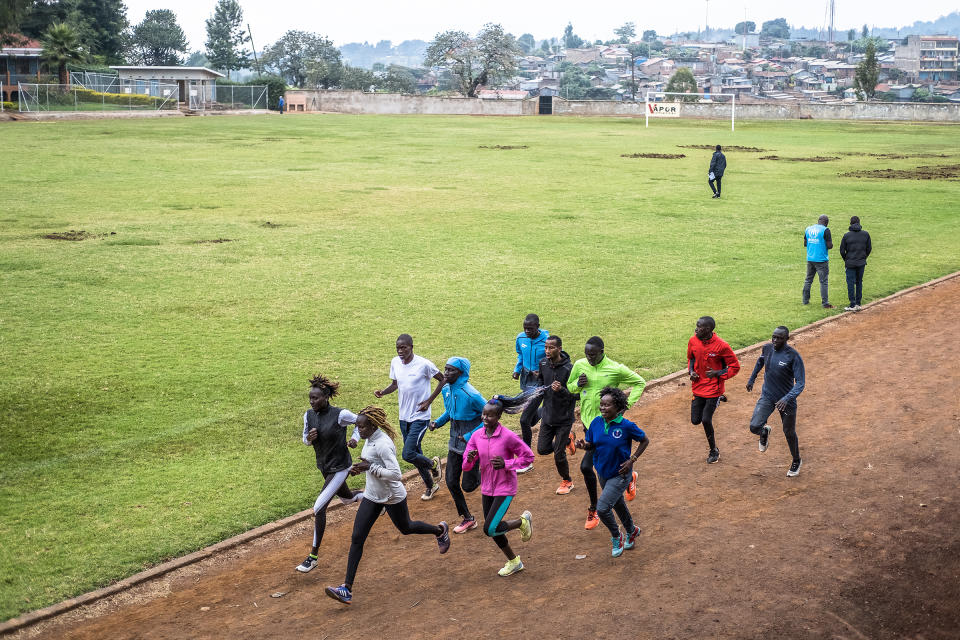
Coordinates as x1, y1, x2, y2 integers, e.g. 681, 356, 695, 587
895, 35, 958, 83
109, 66, 224, 107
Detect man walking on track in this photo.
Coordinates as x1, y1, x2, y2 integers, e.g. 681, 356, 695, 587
708, 144, 726, 198
537, 335, 577, 494
512, 314, 549, 471
374, 334, 445, 500
746, 326, 806, 477
839, 216, 872, 312
567, 336, 646, 530
687, 316, 740, 464
803, 214, 834, 309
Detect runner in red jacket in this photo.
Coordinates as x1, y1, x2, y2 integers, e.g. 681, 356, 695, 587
687, 316, 740, 464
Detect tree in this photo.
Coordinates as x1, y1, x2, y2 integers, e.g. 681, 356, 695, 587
761, 18, 790, 39
614, 22, 635, 44
735, 21, 756, 35
128, 10, 188, 66
642, 29, 657, 43
205, 0, 249, 78
424, 23, 520, 97
853, 39, 879, 100
339, 64, 374, 90
261, 30, 341, 88
861, 24, 869, 38
664, 67, 698, 100
563, 23, 583, 49
378, 65, 416, 93
41, 22, 82, 84
626, 43, 647, 100
66, 0, 127, 63
559, 64, 591, 99
1, 0, 32, 46
847, 28, 856, 41
186, 51, 210, 67
517, 33, 535, 54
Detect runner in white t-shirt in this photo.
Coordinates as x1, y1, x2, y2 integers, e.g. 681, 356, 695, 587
374, 334, 446, 500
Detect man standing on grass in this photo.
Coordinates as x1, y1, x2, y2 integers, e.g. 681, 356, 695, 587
802, 214, 834, 309
567, 336, 646, 530
687, 316, 740, 464
512, 314, 549, 472
746, 326, 806, 477
708, 144, 726, 198
374, 334, 445, 500
839, 216, 872, 312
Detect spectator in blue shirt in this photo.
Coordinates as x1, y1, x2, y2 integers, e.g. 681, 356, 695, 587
802, 215, 834, 309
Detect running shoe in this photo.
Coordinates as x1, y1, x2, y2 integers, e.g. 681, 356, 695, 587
625, 471, 638, 501
718, 394, 728, 402
453, 517, 477, 534
566, 432, 577, 455
707, 448, 720, 464
787, 459, 803, 477
759, 425, 771, 452
436, 521, 450, 554
325, 584, 352, 605
612, 531, 625, 558
431, 456, 443, 483
517, 463, 534, 474
556, 479, 574, 495
421, 483, 441, 501
624, 525, 641, 550
519, 510, 533, 542
823, 303, 835, 309
844, 305, 857, 311
296, 555, 318, 573
584, 508, 600, 530
498, 556, 524, 577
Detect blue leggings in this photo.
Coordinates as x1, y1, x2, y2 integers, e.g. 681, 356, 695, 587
481, 494, 514, 550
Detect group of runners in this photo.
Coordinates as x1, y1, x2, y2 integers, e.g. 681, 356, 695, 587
301, 314, 805, 606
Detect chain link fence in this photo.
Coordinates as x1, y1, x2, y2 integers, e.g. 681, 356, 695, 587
17, 82, 180, 112
209, 85, 269, 110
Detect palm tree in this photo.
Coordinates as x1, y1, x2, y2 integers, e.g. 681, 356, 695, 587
41, 22, 83, 85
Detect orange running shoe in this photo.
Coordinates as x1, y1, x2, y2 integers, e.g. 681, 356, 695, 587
625, 471, 638, 502
584, 508, 600, 530
556, 479, 574, 495
566, 432, 577, 456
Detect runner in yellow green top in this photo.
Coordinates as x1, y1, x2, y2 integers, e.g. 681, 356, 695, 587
567, 336, 646, 531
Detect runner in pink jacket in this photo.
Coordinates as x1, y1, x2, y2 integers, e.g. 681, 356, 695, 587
463, 399, 535, 576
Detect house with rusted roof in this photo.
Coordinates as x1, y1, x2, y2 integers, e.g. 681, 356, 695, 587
0, 36, 42, 102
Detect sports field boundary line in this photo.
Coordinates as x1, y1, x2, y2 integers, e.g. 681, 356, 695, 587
3, 268, 959, 635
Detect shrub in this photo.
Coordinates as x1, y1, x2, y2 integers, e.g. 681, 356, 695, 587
1, 101, 15, 110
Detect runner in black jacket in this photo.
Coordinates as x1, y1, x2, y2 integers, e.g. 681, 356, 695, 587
537, 336, 578, 494
839, 216, 872, 311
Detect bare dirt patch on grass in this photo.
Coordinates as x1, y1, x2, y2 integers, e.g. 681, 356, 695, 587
621, 153, 686, 159
760, 155, 840, 162
192, 238, 235, 244
678, 144, 768, 152
840, 164, 960, 180
42, 230, 113, 241
478, 145, 528, 150
839, 152, 951, 159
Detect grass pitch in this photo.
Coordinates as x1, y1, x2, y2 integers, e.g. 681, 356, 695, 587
1, 113, 958, 620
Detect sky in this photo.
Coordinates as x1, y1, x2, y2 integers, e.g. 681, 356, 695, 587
122, 1, 959, 52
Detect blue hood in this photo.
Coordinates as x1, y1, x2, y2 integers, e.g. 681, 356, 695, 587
446, 356, 471, 387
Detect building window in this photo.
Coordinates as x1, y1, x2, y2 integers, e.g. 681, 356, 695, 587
18, 59, 32, 74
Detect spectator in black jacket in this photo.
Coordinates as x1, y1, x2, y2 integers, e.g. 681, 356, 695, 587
537, 335, 578, 495
709, 145, 726, 198
839, 216, 872, 311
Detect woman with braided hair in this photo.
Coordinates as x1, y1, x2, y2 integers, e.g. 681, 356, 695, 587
326, 406, 451, 606
296, 374, 364, 574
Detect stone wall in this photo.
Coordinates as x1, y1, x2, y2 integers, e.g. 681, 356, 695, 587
285, 90, 960, 122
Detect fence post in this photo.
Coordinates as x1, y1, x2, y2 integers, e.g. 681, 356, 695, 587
1, 82, 3, 111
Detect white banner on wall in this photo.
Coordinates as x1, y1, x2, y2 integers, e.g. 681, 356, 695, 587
646, 102, 681, 117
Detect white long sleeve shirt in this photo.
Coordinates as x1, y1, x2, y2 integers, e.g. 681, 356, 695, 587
360, 429, 407, 505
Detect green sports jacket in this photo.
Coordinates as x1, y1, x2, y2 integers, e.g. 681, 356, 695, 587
566, 355, 646, 430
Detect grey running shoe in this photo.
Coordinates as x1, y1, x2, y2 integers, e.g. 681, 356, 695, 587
844, 305, 857, 311
707, 448, 720, 464
436, 522, 450, 554
759, 425, 771, 452
296, 555, 318, 573
517, 463, 533, 474
421, 483, 441, 501
787, 459, 802, 477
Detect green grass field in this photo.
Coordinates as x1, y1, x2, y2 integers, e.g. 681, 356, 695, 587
1, 113, 958, 621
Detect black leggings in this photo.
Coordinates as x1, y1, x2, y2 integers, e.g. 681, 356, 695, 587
749, 402, 800, 461
445, 450, 481, 519
580, 448, 598, 510
481, 494, 515, 550
537, 422, 572, 481
344, 497, 439, 588
691, 395, 722, 450
519, 400, 542, 447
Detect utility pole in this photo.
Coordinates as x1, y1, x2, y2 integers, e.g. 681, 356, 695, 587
705, 0, 710, 40
828, 0, 836, 43
247, 23, 262, 78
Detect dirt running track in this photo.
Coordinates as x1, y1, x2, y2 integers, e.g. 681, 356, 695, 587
15, 277, 960, 640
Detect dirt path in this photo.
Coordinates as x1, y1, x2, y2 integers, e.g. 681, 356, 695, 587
16, 277, 960, 640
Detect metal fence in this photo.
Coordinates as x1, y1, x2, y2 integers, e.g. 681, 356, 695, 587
208, 85, 269, 110
17, 82, 180, 112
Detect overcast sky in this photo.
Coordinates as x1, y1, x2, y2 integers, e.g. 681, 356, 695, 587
122, 1, 959, 51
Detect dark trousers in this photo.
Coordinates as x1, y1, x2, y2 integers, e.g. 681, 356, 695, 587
481, 494, 514, 550
399, 419, 434, 489
445, 450, 480, 519
845, 265, 865, 306
691, 395, 722, 450
749, 396, 800, 462
709, 175, 722, 195
580, 448, 599, 510
537, 421, 573, 481
518, 377, 542, 447
803, 261, 830, 306
344, 497, 438, 587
